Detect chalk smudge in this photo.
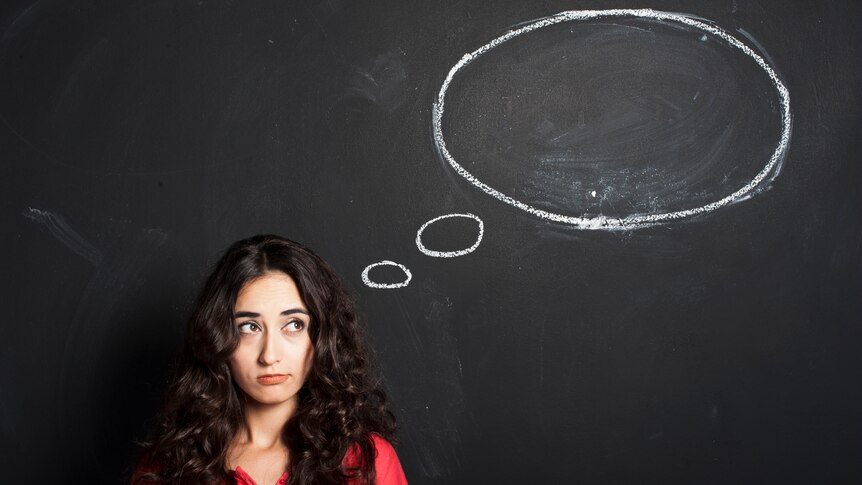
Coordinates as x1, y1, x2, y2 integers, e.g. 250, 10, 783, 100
345, 49, 409, 112
23, 207, 102, 264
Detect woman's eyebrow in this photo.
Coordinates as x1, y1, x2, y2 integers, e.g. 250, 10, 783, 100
234, 311, 260, 318
233, 309, 309, 319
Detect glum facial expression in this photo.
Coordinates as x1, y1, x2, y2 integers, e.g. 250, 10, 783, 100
228, 271, 314, 409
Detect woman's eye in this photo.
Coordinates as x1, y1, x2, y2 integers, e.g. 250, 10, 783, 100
237, 322, 260, 334
284, 320, 305, 333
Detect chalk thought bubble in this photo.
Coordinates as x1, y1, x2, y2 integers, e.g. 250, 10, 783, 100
433, 9, 791, 230
361, 260, 413, 289
416, 213, 484, 258
360, 213, 486, 289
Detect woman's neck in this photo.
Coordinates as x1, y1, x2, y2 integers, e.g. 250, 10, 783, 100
237, 398, 296, 448
228, 400, 293, 484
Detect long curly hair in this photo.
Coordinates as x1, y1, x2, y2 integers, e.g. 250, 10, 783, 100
135, 235, 398, 484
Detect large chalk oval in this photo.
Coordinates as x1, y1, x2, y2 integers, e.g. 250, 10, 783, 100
433, 9, 791, 229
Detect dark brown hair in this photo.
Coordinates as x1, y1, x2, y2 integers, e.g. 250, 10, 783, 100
135, 235, 397, 484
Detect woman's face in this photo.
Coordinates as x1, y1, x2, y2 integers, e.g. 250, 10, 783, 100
229, 271, 314, 409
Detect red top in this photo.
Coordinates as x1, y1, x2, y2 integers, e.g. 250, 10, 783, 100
234, 434, 406, 485
133, 434, 407, 485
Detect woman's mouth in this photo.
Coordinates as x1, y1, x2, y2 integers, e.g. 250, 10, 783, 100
257, 374, 288, 385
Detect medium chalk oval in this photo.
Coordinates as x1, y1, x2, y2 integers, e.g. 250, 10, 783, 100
416, 213, 485, 257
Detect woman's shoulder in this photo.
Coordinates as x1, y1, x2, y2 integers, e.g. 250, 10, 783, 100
345, 434, 408, 485
368, 434, 397, 458
129, 453, 162, 484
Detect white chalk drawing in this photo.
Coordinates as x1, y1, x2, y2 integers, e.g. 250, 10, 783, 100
416, 213, 484, 257
361, 213, 484, 288
361, 260, 413, 289
432, 9, 792, 230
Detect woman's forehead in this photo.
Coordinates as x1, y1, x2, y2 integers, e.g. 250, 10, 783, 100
235, 272, 306, 310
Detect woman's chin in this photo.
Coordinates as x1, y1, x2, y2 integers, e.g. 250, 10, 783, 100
245, 390, 298, 408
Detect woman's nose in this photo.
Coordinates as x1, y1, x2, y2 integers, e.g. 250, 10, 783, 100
258, 331, 282, 366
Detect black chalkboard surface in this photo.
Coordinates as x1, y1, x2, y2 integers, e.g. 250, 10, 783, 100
2, 0, 860, 483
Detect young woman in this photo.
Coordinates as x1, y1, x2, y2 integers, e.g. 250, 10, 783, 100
133, 235, 407, 484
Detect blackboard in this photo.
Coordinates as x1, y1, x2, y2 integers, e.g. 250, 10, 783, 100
2, 0, 860, 483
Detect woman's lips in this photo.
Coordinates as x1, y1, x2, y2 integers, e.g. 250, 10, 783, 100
257, 374, 288, 385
